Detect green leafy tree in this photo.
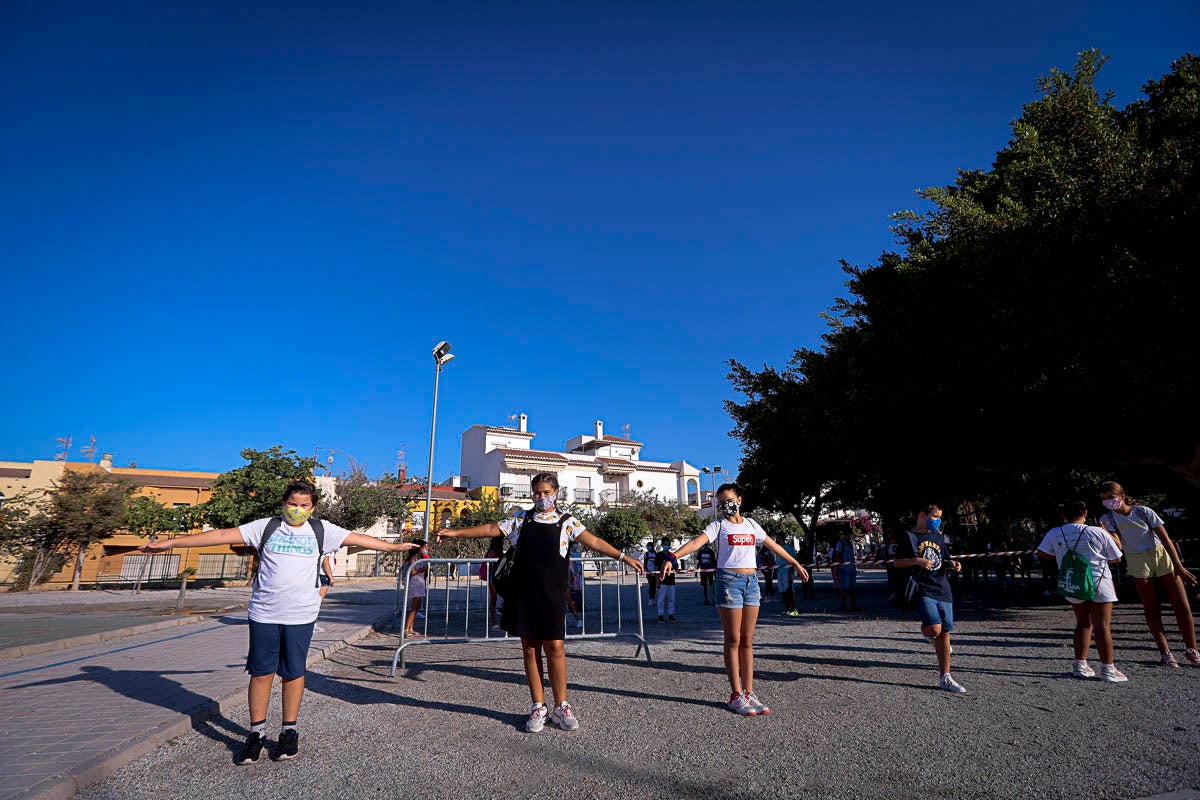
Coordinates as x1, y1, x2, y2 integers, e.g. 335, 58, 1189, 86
726, 51, 1200, 532
591, 506, 649, 550
0, 490, 64, 591
126, 496, 178, 592
444, 493, 516, 559
49, 470, 137, 591
320, 465, 411, 532
204, 447, 319, 528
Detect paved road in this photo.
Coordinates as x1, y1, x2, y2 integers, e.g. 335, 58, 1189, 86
75, 576, 1200, 800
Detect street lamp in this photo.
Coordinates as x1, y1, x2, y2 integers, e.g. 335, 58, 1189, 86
424, 341, 455, 537
701, 466, 724, 503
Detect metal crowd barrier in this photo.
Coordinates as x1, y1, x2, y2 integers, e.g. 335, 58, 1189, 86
390, 556, 651, 675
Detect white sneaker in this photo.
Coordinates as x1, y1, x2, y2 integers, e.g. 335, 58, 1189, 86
727, 693, 755, 716
525, 704, 548, 732
1072, 660, 1095, 679
550, 703, 579, 731
1100, 665, 1129, 683
939, 674, 967, 693
415, 611, 425, 619
575, 619, 584, 629
743, 691, 770, 715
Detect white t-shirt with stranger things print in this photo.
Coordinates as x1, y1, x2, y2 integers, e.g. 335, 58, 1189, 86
702, 518, 767, 570
239, 517, 352, 625
498, 509, 585, 557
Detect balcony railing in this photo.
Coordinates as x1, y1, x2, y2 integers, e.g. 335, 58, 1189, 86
573, 489, 594, 504
599, 488, 633, 505
499, 483, 533, 500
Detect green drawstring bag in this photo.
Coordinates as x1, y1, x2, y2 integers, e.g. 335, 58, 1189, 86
1057, 526, 1097, 602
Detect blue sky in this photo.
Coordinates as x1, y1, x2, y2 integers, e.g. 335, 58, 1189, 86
2, 1, 1196, 482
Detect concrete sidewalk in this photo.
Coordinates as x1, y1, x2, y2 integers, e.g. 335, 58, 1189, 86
0, 583, 400, 800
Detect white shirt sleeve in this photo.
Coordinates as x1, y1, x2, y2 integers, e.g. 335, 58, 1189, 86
319, 522, 353, 554
1138, 506, 1165, 528
1093, 527, 1122, 560
702, 520, 721, 543
498, 511, 524, 544
239, 517, 271, 548
563, 515, 585, 541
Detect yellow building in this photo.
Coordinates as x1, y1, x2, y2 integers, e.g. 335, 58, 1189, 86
397, 483, 500, 537
0, 456, 243, 588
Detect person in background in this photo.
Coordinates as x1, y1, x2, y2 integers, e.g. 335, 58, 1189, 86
1037, 499, 1126, 682
1099, 481, 1199, 667
402, 540, 429, 639
696, 541, 718, 605
833, 529, 861, 612
657, 537, 679, 622
776, 533, 800, 617
893, 502, 966, 693
644, 541, 659, 603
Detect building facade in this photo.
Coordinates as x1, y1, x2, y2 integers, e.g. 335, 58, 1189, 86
458, 415, 702, 509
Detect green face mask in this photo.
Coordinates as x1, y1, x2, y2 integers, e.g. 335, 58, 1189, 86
283, 506, 313, 525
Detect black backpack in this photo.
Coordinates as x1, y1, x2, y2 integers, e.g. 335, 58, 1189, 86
253, 517, 326, 588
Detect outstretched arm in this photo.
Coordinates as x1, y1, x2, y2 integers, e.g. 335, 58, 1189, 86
762, 537, 810, 582
1154, 525, 1196, 585
436, 522, 503, 543
574, 530, 644, 574
140, 529, 243, 552
342, 532, 418, 553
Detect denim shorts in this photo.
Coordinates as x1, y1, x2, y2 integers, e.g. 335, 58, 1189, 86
716, 569, 761, 609
916, 597, 955, 632
246, 620, 314, 679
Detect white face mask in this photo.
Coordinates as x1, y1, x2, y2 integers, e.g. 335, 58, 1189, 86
534, 496, 556, 512
1102, 497, 1124, 511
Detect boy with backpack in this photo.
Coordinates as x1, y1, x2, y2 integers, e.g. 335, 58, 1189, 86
140, 480, 416, 763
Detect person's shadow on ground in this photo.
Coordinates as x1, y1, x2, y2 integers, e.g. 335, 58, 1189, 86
9, 666, 247, 756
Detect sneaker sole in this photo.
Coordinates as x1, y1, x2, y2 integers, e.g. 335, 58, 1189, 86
236, 755, 264, 766
274, 752, 298, 761
1100, 676, 1128, 683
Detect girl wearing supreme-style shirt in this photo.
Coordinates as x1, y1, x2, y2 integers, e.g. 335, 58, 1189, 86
665, 483, 809, 716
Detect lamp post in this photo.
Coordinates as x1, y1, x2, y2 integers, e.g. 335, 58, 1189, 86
424, 341, 455, 537
700, 466, 724, 506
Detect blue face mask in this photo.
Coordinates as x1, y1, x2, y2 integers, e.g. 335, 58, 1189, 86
926, 518, 943, 532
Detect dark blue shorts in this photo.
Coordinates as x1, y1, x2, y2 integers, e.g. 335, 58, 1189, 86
246, 620, 314, 680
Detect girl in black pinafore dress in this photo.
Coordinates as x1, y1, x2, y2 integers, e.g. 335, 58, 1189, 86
436, 472, 644, 733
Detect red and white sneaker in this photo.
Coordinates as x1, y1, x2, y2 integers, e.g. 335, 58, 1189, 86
1183, 648, 1200, 666
743, 691, 771, 715
525, 703, 548, 733
1099, 665, 1129, 683
1160, 650, 1180, 668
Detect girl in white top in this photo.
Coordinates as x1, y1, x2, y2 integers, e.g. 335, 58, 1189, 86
1098, 481, 1199, 667
664, 483, 809, 716
402, 541, 429, 639
1037, 500, 1126, 682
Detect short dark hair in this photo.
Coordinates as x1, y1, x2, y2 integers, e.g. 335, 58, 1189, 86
530, 472, 559, 491
716, 482, 741, 497
917, 502, 941, 515
1060, 499, 1089, 520
282, 480, 317, 505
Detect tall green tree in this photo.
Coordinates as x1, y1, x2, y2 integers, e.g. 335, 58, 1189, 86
0, 490, 63, 590
50, 470, 137, 591
591, 507, 649, 550
319, 465, 410, 532
126, 496, 178, 592
727, 51, 1200, 531
204, 447, 319, 528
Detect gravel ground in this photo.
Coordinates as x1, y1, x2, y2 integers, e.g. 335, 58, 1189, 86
81, 581, 1199, 800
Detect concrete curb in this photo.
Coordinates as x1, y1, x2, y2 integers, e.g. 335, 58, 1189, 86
17, 608, 399, 800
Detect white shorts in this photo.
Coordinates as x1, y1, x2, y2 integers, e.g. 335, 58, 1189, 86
1066, 574, 1117, 604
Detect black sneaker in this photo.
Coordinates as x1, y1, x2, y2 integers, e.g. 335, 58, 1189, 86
274, 729, 299, 761
668, 615, 677, 622
236, 732, 266, 765
658, 615, 665, 622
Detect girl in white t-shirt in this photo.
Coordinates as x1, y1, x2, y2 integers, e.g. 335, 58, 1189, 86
402, 541, 429, 639
1037, 500, 1126, 682
664, 483, 810, 716
1098, 481, 1199, 667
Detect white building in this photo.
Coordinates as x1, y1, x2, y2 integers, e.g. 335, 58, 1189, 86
459, 414, 702, 509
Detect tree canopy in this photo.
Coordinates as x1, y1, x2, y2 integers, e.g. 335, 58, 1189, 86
204, 447, 319, 528
727, 51, 1200, 529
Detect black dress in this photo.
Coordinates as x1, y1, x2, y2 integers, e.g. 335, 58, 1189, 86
501, 512, 571, 641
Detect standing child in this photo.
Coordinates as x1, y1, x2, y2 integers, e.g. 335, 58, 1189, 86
436, 473, 644, 732
402, 541, 429, 639
657, 537, 678, 622
644, 542, 658, 602
697, 541, 717, 605
775, 533, 800, 617
1098, 481, 1199, 667
663, 483, 809, 716
893, 502, 966, 693
140, 480, 415, 764
833, 529, 860, 612
1037, 500, 1126, 681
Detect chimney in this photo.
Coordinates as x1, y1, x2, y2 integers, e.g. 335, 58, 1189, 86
99, 452, 114, 471
518, 413, 528, 433
595, 420, 604, 440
